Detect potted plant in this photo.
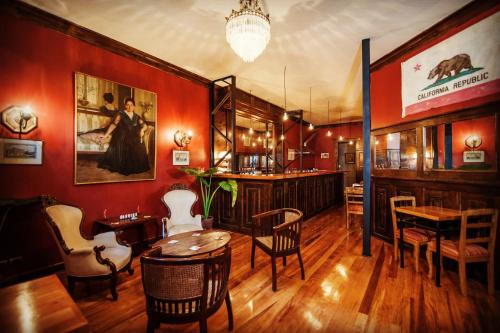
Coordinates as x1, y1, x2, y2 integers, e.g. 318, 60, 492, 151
180, 167, 237, 228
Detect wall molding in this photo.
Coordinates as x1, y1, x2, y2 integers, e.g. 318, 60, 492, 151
2, 1, 211, 86
371, 1, 500, 72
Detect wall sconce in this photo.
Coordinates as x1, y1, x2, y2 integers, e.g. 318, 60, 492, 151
173, 129, 193, 149
1, 105, 37, 139
465, 135, 482, 151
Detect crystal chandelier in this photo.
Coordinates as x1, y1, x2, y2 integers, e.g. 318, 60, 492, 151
226, 0, 271, 62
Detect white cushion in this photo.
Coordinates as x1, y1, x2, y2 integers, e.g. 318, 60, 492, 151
168, 224, 203, 237
162, 189, 203, 230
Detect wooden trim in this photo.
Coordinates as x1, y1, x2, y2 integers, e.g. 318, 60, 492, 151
316, 121, 363, 129
2, 1, 211, 86
371, 101, 499, 134
370, 1, 500, 71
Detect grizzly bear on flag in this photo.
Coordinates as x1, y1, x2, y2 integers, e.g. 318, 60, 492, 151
427, 54, 473, 82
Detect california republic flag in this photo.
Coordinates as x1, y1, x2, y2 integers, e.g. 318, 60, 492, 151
401, 11, 500, 118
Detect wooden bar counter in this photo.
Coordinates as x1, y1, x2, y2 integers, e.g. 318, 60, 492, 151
211, 171, 343, 233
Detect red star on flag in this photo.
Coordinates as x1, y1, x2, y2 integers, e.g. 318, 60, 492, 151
414, 63, 421, 71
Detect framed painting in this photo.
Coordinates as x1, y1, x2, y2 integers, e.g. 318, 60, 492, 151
0, 138, 42, 165
173, 150, 189, 166
74, 72, 156, 184
345, 152, 355, 164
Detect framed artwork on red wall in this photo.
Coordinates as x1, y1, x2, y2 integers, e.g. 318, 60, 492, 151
74, 72, 157, 184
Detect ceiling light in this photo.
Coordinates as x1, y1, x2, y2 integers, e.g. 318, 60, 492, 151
226, 0, 271, 62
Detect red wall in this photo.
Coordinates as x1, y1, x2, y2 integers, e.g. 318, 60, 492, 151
313, 123, 363, 170
371, 5, 500, 129
0, 12, 209, 235
283, 122, 315, 170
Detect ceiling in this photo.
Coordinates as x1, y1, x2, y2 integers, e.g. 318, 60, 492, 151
23, 0, 471, 125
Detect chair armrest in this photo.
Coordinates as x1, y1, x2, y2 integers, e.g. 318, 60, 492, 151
93, 231, 120, 248
69, 247, 94, 256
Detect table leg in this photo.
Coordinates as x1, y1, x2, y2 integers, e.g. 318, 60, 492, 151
436, 224, 441, 287
399, 216, 404, 268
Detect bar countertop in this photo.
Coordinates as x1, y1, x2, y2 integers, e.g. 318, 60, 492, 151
212, 170, 343, 180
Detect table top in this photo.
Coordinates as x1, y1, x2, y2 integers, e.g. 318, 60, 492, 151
0, 274, 89, 333
153, 229, 231, 257
395, 206, 462, 221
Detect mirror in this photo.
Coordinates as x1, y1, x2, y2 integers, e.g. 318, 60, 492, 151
235, 114, 275, 173
374, 129, 417, 170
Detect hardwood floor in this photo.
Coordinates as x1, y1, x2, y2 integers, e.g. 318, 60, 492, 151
67, 206, 500, 332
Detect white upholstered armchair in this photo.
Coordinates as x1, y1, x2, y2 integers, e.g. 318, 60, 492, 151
161, 184, 204, 236
43, 201, 133, 300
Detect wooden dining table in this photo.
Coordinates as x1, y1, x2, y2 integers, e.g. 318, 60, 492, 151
394, 205, 462, 287
152, 229, 231, 257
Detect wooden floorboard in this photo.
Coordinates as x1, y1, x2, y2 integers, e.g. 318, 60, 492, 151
63, 205, 500, 332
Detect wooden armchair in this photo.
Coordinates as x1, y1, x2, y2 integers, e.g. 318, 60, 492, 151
390, 196, 433, 273
43, 200, 133, 300
251, 208, 304, 291
426, 208, 498, 296
141, 246, 233, 333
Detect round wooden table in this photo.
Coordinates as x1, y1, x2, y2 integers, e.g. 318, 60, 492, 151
152, 229, 231, 257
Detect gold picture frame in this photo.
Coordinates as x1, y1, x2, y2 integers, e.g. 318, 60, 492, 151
74, 72, 157, 184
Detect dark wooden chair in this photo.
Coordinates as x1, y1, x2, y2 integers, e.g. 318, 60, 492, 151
251, 208, 304, 291
426, 208, 498, 296
141, 246, 233, 333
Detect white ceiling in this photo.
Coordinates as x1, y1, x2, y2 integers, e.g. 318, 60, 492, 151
23, 0, 471, 124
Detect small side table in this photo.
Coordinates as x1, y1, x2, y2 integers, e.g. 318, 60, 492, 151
93, 215, 161, 255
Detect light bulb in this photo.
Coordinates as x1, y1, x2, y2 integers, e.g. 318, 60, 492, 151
349, 140, 353, 145
257, 136, 262, 142
242, 134, 246, 139
280, 134, 285, 140
266, 131, 270, 137
252, 142, 256, 147
327, 130, 332, 137
283, 112, 288, 121
375, 140, 379, 145
249, 127, 254, 135
309, 123, 314, 130
339, 135, 343, 141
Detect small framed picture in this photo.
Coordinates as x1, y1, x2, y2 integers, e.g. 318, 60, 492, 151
345, 152, 355, 164
0, 138, 43, 165
320, 153, 329, 159
173, 150, 189, 165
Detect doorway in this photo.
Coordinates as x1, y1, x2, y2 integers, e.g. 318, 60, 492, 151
338, 141, 356, 187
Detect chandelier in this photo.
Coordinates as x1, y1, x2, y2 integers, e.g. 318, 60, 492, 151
226, 0, 271, 62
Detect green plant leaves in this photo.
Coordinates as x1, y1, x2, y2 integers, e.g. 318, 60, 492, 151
219, 179, 238, 207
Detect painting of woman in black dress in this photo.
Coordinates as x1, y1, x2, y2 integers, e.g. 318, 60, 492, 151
98, 97, 150, 175
74, 72, 156, 184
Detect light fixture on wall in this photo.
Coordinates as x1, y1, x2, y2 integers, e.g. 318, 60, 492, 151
1, 105, 37, 139
173, 129, 193, 149
308, 87, 314, 131
226, 0, 271, 62
465, 135, 482, 150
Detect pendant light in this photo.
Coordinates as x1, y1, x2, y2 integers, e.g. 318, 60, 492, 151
308, 87, 314, 130
338, 108, 343, 141
249, 90, 254, 134
349, 121, 353, 145
283, 66, 288, 121
326, 100, 332, 137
